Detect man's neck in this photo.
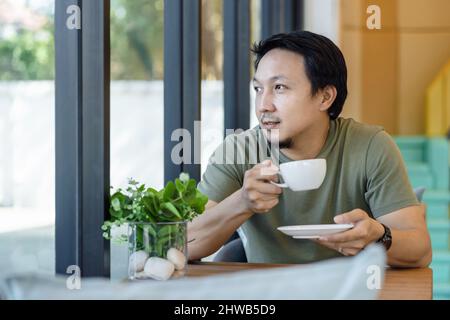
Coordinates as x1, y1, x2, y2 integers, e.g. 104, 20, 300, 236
281, 119, 331, 160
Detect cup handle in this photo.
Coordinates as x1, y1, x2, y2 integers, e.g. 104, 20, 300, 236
270, 181, 288, 188
270, 172, 288, 188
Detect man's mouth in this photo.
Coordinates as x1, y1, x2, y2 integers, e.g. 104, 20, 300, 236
261, 120, 281, 129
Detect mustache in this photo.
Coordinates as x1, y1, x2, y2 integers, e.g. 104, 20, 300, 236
259, 114, 281, 123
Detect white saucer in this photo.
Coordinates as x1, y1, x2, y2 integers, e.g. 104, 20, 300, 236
277, 224, 354, 239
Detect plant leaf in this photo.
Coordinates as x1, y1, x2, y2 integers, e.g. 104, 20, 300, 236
145, 224, 157, 238
157, 225, 173, 238
175, 178, 185, 193
103, 175, 207, 240
163, 181, 176, 202
146, 187, 159, 196
161, 202, 182, 220
142, 194, 158, 216
137, 183, 146, 193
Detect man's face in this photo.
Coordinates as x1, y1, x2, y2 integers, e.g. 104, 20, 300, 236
253, 48, 325, 148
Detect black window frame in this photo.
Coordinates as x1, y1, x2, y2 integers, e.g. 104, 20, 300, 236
54, 0, 303, 278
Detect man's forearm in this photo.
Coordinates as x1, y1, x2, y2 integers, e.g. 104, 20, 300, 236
386, 228, 432, 267
187, 190, 253, 261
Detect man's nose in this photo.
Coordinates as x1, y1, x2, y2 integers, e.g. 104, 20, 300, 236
257, 91, 276, 113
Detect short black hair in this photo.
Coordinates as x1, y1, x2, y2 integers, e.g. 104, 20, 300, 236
251, 31, 347, 120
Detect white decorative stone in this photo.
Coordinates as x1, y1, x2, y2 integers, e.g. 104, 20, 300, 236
128, 250, 149, 274
144, 257, 175, 281
171, 270, 185, 279
166, 248, 186, 271
134, 271, 147, 279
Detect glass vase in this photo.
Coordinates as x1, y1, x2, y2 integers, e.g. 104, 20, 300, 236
127, 221, 187, 280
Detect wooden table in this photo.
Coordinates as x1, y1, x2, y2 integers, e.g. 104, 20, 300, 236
187, 261, 433, 300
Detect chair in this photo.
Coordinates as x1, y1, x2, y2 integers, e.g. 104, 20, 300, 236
414, 186, 426, 202
213, 237, 247, 262
213, 187, 426, 263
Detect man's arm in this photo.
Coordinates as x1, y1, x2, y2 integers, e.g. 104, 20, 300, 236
188, 160, 282, 261
187, 193, 253, 261
315, 130, 432, 267
377, 204, 432, 267
315, 205, 432, 268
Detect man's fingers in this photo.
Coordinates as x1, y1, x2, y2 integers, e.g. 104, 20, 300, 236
341, 248, 361, 256
259, 195, 280, 202
254, 198, 279, 213
255, 160, 280, 181
256, 169, 279, 182
339, 239, 366, 250
247, 191, 279, 203
318, 228, 361, 243
242, 160, 283, 214
252, 181, 282, 195
334, 209, 368, 224
313, 239, 365, 255
312, 239, 335, 250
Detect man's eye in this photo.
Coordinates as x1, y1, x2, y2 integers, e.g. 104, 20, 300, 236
254, 87, 262, 93
275, 84, 286, 91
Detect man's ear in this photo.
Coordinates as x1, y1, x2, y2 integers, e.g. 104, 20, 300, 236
319, 86, 337, 111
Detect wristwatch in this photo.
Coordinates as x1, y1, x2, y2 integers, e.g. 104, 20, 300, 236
376, 223, 392, 251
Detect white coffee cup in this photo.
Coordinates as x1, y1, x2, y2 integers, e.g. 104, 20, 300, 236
270, 159, 326, 191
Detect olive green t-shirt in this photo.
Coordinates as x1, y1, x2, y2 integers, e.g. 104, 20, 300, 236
197, 117, 419, 263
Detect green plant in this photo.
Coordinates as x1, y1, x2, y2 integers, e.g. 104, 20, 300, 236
101, 173, 208, 252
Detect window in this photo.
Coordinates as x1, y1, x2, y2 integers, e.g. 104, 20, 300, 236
109, 0, 165, 278
0, 0, 55, 275
110, 0, 164, 191
201, 0, 224, 176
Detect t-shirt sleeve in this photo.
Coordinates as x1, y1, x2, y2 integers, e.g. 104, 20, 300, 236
197, 135, 245, 203
364, 130, 420, 218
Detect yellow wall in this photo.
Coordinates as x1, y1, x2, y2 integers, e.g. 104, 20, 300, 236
340, 0, 450, 135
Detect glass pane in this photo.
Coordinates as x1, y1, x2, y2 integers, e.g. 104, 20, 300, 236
110, 0, 165, 279
0, 0, 55, 275
201, 0, 224, 176
110, 0, 164, 190
250, 0, 262, 129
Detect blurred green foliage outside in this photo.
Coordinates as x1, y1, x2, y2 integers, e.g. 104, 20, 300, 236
0, 0, 224, 81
